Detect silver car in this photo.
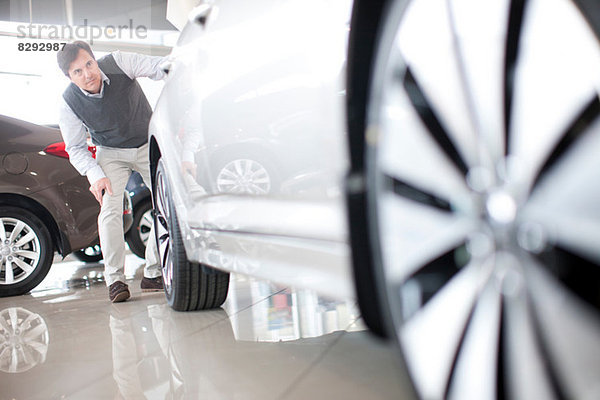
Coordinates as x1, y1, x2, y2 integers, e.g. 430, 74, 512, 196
149, 0, 600, 399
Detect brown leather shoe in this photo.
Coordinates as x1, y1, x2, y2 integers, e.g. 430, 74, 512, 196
109, 281, 130, 303
141, 276, 164, 292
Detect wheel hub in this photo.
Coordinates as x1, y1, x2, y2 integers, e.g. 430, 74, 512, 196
0, 246, 10, 257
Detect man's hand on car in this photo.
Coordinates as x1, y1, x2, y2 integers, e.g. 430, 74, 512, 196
90, 177, 113, 206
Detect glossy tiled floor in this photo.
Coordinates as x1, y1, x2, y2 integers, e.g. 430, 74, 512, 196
0, 252, 412, 399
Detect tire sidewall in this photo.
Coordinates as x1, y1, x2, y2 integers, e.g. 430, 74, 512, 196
0, 206, 53, 297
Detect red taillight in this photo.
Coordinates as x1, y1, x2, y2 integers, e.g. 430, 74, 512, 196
44, 142, 69, 158
44, 142, 97, 159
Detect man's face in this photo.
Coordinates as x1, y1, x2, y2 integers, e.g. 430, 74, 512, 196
68, 49, 102, 94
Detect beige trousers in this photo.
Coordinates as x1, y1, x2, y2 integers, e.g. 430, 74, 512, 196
96, 143, 161, 286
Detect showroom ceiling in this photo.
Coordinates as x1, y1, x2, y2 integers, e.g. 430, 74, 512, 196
0, 0, 179, 55
0, 0, 174, 30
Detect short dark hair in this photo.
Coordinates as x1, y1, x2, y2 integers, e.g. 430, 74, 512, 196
57, 41, 95, 77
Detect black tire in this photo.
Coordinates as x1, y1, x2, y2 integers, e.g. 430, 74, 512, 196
153, 158, 230, 311
365, 1, 600, 399
73, 244, 103, 263
0, 206, 54, 297
125, 200, 152, 259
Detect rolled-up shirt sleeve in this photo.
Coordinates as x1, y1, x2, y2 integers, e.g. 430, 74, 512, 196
112, 50, 167, 81
58, 98, 105, 185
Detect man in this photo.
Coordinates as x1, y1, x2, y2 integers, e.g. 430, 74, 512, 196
57, 41, 165, 302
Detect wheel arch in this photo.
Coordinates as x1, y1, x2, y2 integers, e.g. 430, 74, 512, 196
0, 193, 68, 256
149, 135, 162, 205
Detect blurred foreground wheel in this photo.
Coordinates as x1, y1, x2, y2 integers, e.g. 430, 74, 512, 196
0, 207, 53, 297
153, 158, 230, 311
366, 0, 600, 399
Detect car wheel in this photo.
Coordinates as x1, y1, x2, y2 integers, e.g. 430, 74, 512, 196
0, 207, 53, 297
73, 244, 103, 263
125, 200, 152, 259
212, 153, 279, 194
153, 158, 230, 311
366, 1, 600, 399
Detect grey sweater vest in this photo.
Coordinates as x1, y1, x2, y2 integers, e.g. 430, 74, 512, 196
62, 54, 152, 148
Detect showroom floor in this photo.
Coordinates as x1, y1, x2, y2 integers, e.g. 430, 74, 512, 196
0, 252, 411, 399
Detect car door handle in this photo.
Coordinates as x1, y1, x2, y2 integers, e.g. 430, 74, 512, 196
189, 4, 213, 28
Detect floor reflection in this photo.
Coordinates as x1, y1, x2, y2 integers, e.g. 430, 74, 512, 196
0, 254, 404, 399
0, 307, 49, 373
227, 278, 362, 342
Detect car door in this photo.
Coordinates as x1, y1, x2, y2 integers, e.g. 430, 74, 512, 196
156, 0, 353, 242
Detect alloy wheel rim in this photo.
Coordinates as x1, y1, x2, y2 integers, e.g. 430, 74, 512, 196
0, 218, 41, 285
139, 209, 153, 247
155, 166, 173, 296
0, 307, 49, 373
81, 245, 101, 257
216, 159, 271, 194
370, 0, 600, 399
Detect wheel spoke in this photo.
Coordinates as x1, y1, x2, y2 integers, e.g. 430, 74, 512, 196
402, 68, 469, 176
220, 168, 240, 181
0, 219, 6, 241
19, 313, 38, 331
141, 212, 153, 227
8, 308, 18, 330
400, 259, 493, 400
10, 347, 19, 373
532, 96, 600, 190
503, 0, 528, 156
158, 215, 168, 232
22, 324, 47, 342
526, 260, 600, 400
501, 266, 560, 400
447, 275, 502, 400
242, 160, 252, 176
160, 239, 170, 267
20, 345, 33, 367
217, 177, 238, 187
14, 250, 39, 262
4, 260, 14, 284
397, 0, 479, 171
233, 160, 245, 176
509, 0, 600, 189
385, 174, 452, 212
13, 231, 36, 248
8, 221, 25, 245
378, 78, 472, 207
0, 313, 11, 333
12, 258, 34, 274
377, 191, 475, 283
26, 341, 47, 356
523, 207, 600, 266
523, 115, 600, 264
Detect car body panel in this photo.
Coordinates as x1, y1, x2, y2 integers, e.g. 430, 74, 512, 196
149, 0, 355, 298
0, 115, 100, 255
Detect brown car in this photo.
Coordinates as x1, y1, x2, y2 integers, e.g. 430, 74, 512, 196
0, 114, 131, 296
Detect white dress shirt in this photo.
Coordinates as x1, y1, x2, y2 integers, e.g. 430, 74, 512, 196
58, 51, 166, 184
